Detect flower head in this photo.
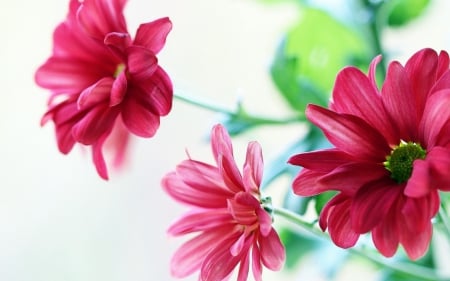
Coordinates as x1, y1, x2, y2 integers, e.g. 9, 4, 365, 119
289, 48, 450, 260
162, 124, 285, 281
35, 0, 173, 179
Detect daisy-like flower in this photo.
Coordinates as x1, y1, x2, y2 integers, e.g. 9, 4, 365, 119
162, 124, 285, 281
289, 48, 450, 260
35, 0, 173, 179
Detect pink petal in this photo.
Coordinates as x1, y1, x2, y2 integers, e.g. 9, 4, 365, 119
288, 148, 354, 172
121, 95, 160, 137
258, 228, 285, 271
419, 90, 450, 147
92, 133, 109, 180
436, 50, 450, 78
77, 77, 112, 109
211, 124, 234, 163
126, 46, 158, 81
243, 141, 263, 193
351, 180, 402, 233
427, 147, 450, 190
402, 195, 436, 232
237, 250, 251, 281
318, 162, 388, 196
368, 55, 382, 91
256, 207, 273, 237
319, 193, 348, 231
77, 0, 128, 40
381, 61, 418, 140
228, 192, 260, 226
230, 233, 247, 256
399, 216, 432, 260
251, 244, 263, 281
404, 48, 438, 114
331, 65, 396, 144
292, 169, 330, 196
110, 71, 127, 106
327, 197, 360, 248
72, 104, 119, 145
55, 122, 77, 154
168, 209, 232, 236
306, 104, 390, 161
404, 160, 431, 197
372, 212, 400, 257
175, 160, 232, 197
104, 32, 131, 60
104, 117, 130, 168
133, 17, 172, 54
161, 171, 229, 208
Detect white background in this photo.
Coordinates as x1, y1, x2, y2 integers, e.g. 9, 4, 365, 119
1, 0, 449, 280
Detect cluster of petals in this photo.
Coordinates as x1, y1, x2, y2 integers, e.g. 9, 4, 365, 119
35, 0, 173, 179
289, 48, 450, 260
162, 124, 285, 281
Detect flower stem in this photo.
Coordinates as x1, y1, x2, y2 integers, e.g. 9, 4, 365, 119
273, 206, 450, 281
438, 203, 450, 242
174, 92, 301, 126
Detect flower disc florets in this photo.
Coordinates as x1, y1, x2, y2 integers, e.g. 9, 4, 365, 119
384, 141, 426, 183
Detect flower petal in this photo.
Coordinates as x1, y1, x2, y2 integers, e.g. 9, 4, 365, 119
92, 133, 109, 180
372, 212, 400, 258
243, 141, 263, 193
121, 95, 160, 137
288, 148, 354, 172
127, 46, 158, 81
404, 159, 431, 197
77, 77, 112, 110
306, 104, 390, 161
399, 215, 432, 260
72, 104, 118, 144
258, 228, 285, 271
168, 209, 232, 236
427, 147, 450, 191
419, 89, 450, 147
110, 71, 128, 106
292, 169, 329, 196
133, 17, 172, 54
381, 61, 417, 140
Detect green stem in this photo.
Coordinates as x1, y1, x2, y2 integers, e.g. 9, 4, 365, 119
438, 203, 450, 241
174, 92, 301, 126
273, 206, 450, 281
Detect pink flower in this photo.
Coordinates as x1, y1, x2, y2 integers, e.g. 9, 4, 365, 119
289, 48, 450, 260
162, 124, 285, 281
35, 0, 173, 179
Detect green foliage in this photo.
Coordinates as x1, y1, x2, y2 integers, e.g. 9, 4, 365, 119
385, 0, 431, 27
271, 7, 369, 113
279, 228, 319, 269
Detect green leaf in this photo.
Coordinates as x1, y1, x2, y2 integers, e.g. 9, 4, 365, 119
385, 0, 431, 27
278, 228, 319, 269
314, 191, 337, 215
271, 7, 369, 112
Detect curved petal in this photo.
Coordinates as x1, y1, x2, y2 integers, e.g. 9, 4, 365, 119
404, 159, 431, 197
399, 216, 432, 260
327, 196, 359, 248
351, 180, 403, 233
427, 147, 450, 191
306, 104, 390, 161
258, 228, 285, 271
92, 133, 110, 180
436, 50, 450, 78
110, 71, 128, 106
77, 77, 112, 109
419, 90, 450, 147
318, 162, 388, 196
292, 169, 329, 196
251, 244, 263, 281
126, 46, 158, 81
368, 55, 382, 91
331, 65, 395, 143
372, 212, 400, 257
243, 141, 263, 193
237, 249, 251, 281
288, 148, 354, 172
134, 17, 172, 54
168, 209, 232, 236
121, 95, 160, 137
77, 0, 128, 40
404, 48, 438, 115
381, 61, 418, 140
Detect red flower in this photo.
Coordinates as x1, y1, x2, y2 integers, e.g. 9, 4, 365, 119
289, 48, 450, 260
35, 0, 173, 179
162, 124, 285, 281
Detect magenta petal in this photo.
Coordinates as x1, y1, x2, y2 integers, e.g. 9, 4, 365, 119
419, 90, 450, 147
368, 55, 382, 91
168, 209, 232, 236
327, 197, 360, 248
351, 180, 402, 233
258, 228, 285, 271
292, 169, 329, 196
372, 214, 400, 257
134, 17, 172, 54
201, 237, 243, 281
381, 61, 417, 140
306, 104, 390, 161
126, 46, 158, 81
399, 216, 432, 260
427, 147, 450, 190
92, 134, 109, 180
72, 104, 118, 144
77, 77, 112, 109
331, 65, 395, 143
404, 160, 431, 197
236, 249, 251, 281
104, 32, 131, 60
122, 96, 160, 137
436, 50, 450, 78
288, 149, 353, 172
251, 244, 263, 281
243, 141, 263, 193
110, 72, 127, 106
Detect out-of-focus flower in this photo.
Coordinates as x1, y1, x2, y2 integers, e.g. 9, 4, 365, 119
35, 0, 173, 179
289, 48, 450, 260
162, 124, 285, 281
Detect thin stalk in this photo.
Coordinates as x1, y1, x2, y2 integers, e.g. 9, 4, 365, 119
273, 206, 450, 281
174, 92, 301, 125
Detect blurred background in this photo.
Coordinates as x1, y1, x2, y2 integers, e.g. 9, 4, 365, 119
1, 0, 450, 280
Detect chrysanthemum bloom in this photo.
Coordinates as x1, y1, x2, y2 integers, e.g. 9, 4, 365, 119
289, 48, 450, 260
35, 0, 173, 179
162, 124, 285, 281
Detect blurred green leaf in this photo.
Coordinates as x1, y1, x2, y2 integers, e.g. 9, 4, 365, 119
279, 228, 319, 269
314, 191, 337, 216
385, 0, 431, 27
271, 7, 369, 112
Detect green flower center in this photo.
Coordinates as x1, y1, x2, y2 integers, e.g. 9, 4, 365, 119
384, 141, 426, 183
